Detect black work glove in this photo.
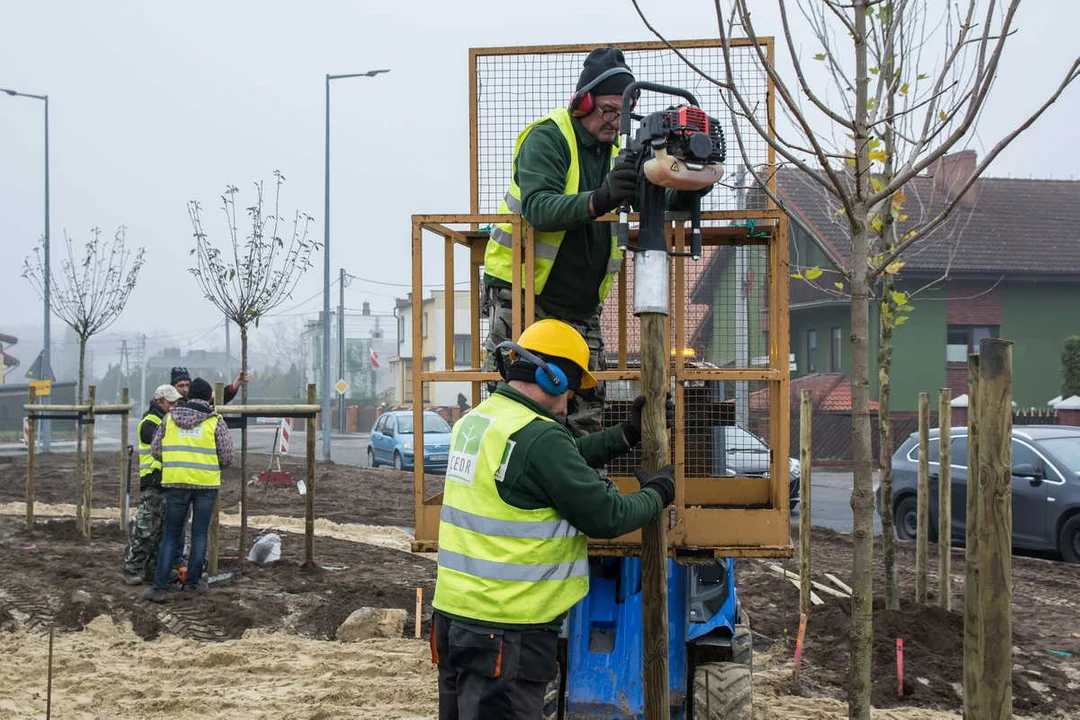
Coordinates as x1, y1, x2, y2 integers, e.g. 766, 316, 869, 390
590, 153, 638, 217
674, 184, 715, 210
634, 464, 676, 508
622, 393, 675, 447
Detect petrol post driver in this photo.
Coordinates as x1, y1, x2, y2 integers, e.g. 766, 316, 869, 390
617, 81, 725, 719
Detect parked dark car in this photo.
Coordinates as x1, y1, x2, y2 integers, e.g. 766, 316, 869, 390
885, 425, 1080, 561
367, 410, 452, 472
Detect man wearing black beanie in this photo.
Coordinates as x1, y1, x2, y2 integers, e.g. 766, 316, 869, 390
143, 377, 234, 603
483, 47, 638, 439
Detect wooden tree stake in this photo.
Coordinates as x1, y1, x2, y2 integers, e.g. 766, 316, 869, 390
26, 385, 37, 531
305, 383, 317, 567
963, 354, 983, 720
915, 392, 929, 604
799, 389, 812, 617
937, 388, 952, 610
976, 340, 1013, 719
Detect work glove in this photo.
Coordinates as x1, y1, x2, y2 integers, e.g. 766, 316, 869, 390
674, 184, 715, 209
634, 464, 676, 508
590, 152, 638, 217
622, 393, 675, 447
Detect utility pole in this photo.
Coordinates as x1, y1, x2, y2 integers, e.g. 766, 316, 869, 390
117, 339, 128, 400
224, 317, 231, 380
138, 334, 147, 414
339, 267, 346, 433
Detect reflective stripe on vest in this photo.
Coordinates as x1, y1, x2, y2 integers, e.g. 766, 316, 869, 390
138, 413, 163, 477
160, 415, 221, 488
484, 107, 623, 301
432, 393, 588, 625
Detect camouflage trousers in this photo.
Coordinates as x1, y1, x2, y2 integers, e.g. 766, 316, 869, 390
483, 286, 607, 438
122, 483, 166, 581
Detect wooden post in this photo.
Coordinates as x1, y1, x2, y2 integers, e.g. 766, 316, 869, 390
639, 313, 670, 720
963, 354, 982, 720
915, 392, 929, 604
119, 387, 129, 533
83, 385, 96, 539
976, 340, 1013, 719
305, 383, 317, 567
799, 389, 812, 617
26, 386, 37, 530
937, 388, 952, 610
208, 382, 224, 575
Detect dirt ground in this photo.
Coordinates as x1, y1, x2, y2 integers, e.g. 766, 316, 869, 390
1, 452, 1078, 719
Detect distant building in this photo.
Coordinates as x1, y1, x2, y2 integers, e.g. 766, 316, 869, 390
301, 301, 397, 404
389, 290, 472, 407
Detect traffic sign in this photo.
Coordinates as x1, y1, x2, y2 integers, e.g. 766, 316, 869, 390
29, 379, 51, 396
335, 378, 349, 395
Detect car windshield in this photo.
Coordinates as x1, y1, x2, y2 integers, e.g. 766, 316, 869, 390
725, 426, 769, 453
397, 415, 451, 434
1039, 437, 1080, 473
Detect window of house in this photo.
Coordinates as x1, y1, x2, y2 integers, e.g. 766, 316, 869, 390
829, 327, 842, 372
806, 329, 818, 373
422, 312, 429, 339
454, 334, 471, 367
946, 325, 998, 363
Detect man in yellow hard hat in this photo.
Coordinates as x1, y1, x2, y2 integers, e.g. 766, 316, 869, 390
431, 318, 674, 720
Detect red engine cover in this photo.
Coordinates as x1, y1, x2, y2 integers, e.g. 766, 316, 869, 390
675, 106, 709, 133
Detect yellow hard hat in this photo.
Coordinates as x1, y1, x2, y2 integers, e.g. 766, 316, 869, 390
517, 319, 597, 390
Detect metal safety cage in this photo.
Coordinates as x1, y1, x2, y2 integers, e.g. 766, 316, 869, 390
409, 40, 791, 559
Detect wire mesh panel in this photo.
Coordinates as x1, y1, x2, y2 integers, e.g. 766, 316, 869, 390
471, 40, 771, 215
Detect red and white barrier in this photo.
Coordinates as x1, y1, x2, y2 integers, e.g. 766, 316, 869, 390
278, 418, 293, 455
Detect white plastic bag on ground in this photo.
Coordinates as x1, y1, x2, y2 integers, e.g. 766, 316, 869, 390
248, 533, 282, 563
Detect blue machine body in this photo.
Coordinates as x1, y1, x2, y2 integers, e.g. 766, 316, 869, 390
563, 556, 739, 719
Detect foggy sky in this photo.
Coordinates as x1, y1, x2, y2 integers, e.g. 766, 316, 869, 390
2, 0, 1077, 371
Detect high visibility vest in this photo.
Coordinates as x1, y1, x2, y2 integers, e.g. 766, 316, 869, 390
160, 415, 222, 488
433, 393, 589, 625
484, 108, 623, 302
137, 413, 163, 478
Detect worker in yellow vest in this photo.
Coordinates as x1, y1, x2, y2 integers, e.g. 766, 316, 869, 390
482, 47, 640, 438
142, 378, 234, 603
121, 384, 182, 585
432, 319, 674, 719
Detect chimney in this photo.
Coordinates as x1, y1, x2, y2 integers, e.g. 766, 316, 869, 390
362, 301, 370, 316
931, 150, 980, 206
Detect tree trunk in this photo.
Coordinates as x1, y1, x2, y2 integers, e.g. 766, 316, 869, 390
75, 336, 87, 534
938, 388, 952, 610
916, 392, 930, 604
848, 6, 875, 719
239, 322, 249, 555
877, 276, 899, 610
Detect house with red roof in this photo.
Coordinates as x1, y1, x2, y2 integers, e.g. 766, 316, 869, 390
777, 151, 1080, 412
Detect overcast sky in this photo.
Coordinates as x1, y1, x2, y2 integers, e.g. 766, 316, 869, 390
2, 1, 1077, 370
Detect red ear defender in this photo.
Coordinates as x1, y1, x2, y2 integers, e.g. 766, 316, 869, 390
569, 90, 595, 117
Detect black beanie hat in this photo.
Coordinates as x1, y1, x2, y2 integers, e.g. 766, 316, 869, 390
171, 366, 191, 385
189, 378, 213, 402
576, 47, 635, 98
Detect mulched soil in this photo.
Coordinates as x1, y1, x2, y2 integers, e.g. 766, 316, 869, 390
739, 528, 1080, 716
2, 451, 1079, 716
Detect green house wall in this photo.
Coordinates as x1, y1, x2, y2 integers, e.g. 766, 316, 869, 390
1002, 281, 1080, 407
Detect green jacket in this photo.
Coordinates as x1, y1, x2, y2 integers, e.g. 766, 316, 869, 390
485, 115, 615, 320
438, 383, 662, 631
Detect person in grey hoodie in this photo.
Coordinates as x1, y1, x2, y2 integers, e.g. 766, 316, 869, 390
142, 378, 234, 603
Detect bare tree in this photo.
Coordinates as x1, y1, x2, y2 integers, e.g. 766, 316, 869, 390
188, 170, 318, 552
23, 225, 145, 533
632, 1, 1077, 716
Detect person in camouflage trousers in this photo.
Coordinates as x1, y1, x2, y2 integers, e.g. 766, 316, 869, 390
484, 286, 607, 437
121, 384, 182, 585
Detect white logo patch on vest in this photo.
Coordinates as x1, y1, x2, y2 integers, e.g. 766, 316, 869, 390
177, 425, 204, 438
445, 412, 494, 486
493, 440, 515, 483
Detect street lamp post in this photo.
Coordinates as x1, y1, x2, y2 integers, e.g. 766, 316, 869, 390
322, 69, 389, 461
2, 87, 51, 451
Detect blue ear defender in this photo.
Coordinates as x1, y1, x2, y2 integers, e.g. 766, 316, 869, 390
495, 342, 569, 396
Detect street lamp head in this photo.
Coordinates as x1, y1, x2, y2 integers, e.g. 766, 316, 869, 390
365, 69, 390, 76
2, 89, 17, 96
